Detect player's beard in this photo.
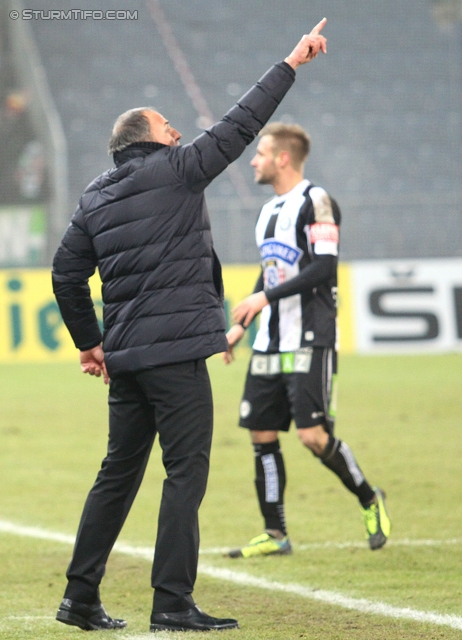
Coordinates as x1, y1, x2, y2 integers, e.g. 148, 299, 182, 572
254, 164, 277, 185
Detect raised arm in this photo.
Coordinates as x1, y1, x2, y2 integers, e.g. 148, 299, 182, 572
178, 20, 328, 189
284, 18, 327, 69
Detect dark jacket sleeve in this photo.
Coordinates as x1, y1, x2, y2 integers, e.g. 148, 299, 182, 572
265, 255, 336, 303
174, 62, 296, 190
52, 207, 103, 350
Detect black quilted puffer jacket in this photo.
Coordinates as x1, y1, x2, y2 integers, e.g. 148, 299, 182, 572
52, 62, 295, 377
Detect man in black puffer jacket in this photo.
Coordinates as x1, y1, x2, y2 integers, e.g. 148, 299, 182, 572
52, 22, 327, 633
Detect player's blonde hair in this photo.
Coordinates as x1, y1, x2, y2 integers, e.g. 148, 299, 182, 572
259, 122, 311, 169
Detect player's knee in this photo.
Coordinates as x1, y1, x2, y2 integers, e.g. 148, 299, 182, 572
298, 425, 328, 457
250, 429, 279, 444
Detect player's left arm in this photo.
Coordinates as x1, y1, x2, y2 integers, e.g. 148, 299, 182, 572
265, 254, 336, 302
233, 255, 335, 327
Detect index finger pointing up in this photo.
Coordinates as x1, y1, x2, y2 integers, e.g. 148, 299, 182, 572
310, 17, 327, 35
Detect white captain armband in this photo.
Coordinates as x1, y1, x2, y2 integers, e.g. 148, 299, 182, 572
308, 223, 339, 256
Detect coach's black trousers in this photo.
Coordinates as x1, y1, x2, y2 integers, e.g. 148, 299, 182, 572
64, 359, 213, 613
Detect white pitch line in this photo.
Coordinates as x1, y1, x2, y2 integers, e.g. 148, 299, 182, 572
198, 565, 462, 630
1, 520, 461, 555
199, 537, 462, 555
297, 537, 462, 550
1, 519, 462, 631
0, 520, 76, 545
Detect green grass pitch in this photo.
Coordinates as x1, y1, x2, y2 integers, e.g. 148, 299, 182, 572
0, 352, 461, 639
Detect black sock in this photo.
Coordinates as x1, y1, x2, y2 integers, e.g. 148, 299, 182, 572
320, 435, 375, 505
253, 440, 287, 536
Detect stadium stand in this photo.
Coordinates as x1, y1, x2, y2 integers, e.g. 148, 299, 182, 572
0, 1, 52, 266
0, 5, 33, 205
6, 0, 462, 262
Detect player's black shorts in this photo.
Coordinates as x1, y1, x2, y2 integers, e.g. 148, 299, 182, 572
239, 347, 337, 433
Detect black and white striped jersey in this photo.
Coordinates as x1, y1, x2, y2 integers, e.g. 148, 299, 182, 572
252, 178, 341, 353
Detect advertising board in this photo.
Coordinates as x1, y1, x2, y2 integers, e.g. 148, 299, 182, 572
0, 259, 460, 363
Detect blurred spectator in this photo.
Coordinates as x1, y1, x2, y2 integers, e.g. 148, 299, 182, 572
0, 91, 47, 203
432, 0, 462, 23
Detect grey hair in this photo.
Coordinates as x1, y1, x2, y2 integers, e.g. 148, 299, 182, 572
108, 107, 156, 154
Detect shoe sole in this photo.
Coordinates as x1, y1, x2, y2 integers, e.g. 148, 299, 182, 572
276, 545, 292, 555
56, 610, 96, 631
369, 532, 387, 550
56, 609, 127, 631
369, 488, 391, 550
150, 622, 239, 632
228, 543, 293, 559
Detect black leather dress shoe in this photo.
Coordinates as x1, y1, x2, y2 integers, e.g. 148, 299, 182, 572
150, 605, 239, 632
56, 598, 127, 630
